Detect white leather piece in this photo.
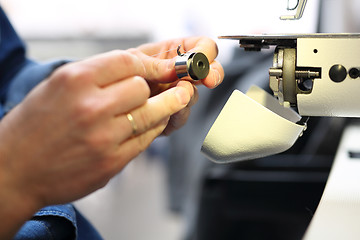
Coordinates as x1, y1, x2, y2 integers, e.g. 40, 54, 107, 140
201, 85, 305, 163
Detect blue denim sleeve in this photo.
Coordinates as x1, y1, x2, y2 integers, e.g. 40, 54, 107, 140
0, 6, 27, 117
3, 58, 69, 114
13, 205, 77, 240
14, 205, 103, 240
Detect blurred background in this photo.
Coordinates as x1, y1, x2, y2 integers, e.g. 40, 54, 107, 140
3, 0, 360, 239
1, 0, 320, 62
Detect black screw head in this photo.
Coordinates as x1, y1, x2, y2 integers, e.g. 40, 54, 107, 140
329, 64, 347, 83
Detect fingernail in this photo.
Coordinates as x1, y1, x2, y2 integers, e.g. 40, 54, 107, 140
213, 70, 222, 88
217, 71, 222, 86
175, 87, 190, 106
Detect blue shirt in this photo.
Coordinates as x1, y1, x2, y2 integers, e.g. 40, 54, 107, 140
0, 6, 103, 240
0, 5, 26, 116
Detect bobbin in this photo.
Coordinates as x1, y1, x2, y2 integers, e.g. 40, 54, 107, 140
174, 45, 210, 80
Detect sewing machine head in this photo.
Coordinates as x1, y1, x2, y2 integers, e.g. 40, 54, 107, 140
201, 0, 360, 163
219, 33, 360, 117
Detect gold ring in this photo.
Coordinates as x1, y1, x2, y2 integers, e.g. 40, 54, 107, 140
126, 113, 138, 135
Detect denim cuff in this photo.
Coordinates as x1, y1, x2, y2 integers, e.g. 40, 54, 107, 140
14, 204, 103, 240
14, 204, 77, 240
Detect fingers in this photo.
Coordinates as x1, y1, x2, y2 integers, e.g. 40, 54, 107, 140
136, 43, 167, 57
105, 81, 196, 171
162, 81, 198, 135
129, 85, 191, 135
113, 84, 192, 144
57, 37, 222, 89
162, 105, 191, 136
176, 81, 197, 107
133, 37, 224, 87
201, 60, 225, 89
183, 37, 219, 63
72, 50, 146, 87
102, 76, 150, 115
136, 36, 219, 61
128, 49, 177, 83
109, 120, 169, 173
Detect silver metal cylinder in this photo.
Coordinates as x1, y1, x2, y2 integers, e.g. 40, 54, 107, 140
175, 52, 210, 80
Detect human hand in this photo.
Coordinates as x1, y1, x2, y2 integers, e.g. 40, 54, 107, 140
0, 50, 193, 230
129, 36, 224, 134
0, 37, 223, 238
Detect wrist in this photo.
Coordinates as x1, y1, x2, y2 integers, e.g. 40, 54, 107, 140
0, 181, 41, 239
0, 125, 41, 238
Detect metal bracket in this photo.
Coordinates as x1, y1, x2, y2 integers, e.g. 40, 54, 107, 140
280, 0, 308, 20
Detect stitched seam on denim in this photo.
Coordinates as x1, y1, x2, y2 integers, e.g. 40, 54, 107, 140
33, 219, 55, 240
35, 210, 74, 222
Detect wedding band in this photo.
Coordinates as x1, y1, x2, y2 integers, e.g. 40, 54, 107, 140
126, 113, 138, 135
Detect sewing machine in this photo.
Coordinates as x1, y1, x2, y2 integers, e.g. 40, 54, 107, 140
200, 1, 360, 239
201, 0, 360, 163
